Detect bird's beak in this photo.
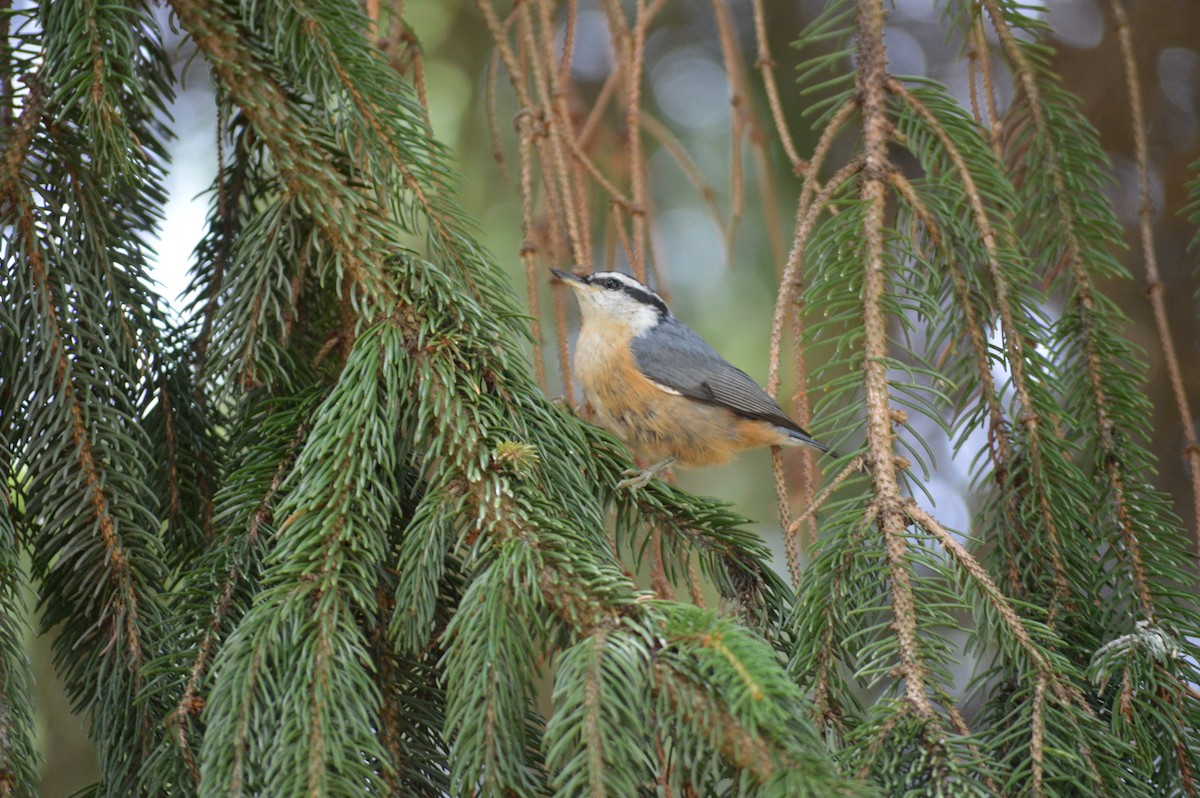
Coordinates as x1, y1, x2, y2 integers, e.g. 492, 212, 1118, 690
550, 267, 586, 288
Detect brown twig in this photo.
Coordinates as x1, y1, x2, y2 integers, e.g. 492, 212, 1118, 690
516, 110, 547, 391
578, 67, 620, 148
767, 98, 858, 397
771, 447, 801, 587
650, 526, 674, 599
625, 0, 649, 280
855, 0, 933, 720
787, 455, 867, 542
519, 3, 587, 266
750, 0, 804, 173
1111, 0, 1200, 556
1031, 674, 1047, 796
789, 300, 816, 547
969, 19, 1002, 157
687, 554, 706, 607
485, 49, 511, 181
709, 0, 749, 262
766, 152, 863, 577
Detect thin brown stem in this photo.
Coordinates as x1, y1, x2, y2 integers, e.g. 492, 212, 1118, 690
519, 3, 587, 266
971, 19, 1002, 157
650, 526, 673, 599
578, 67, 620, 148
787, 455, 867, 542
626, 0, 649, 280
772, 447, 801, 587
767, 151, 862, 401
516, 111, 547, 390
1111, 0, 1200, 556
767, 98, 857, 397
1031, 674, 1046, 797
485, 48, 511, 181
750, 0, 804, 173
710, 0, 748, 261
789, 297, 816, 548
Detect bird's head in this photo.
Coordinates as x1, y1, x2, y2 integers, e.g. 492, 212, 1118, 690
550, 268, 669, 334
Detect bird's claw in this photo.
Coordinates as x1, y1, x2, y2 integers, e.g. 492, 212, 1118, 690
617, 468, 655, 491
616, 457, 675, 491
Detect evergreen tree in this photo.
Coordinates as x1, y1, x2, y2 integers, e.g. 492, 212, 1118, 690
0, 1, 1197, 796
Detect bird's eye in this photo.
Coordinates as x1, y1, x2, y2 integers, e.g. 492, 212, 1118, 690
603, 277, 621, 290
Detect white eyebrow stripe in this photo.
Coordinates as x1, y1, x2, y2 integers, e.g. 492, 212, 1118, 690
592, 272, 667, 306
595, 271, 653, 291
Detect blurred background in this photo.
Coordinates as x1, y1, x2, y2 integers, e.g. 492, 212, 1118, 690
26, 0, 1200, 792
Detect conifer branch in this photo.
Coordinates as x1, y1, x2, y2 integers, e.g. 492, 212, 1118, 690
9, 136, 148, 671
0, 467, 38, 797
855, 0, 933, 720
168, 0, 393, 305
801, 506, 877, 732
766, 98, 858, 565
7, 2, 1199, 794
887, 168, 1023, 586
981, 0, 1161, 620
889, 77, 1072, 610
906, 502, 1076, 702
654, 666, 778, 782
168, 420, 307, 784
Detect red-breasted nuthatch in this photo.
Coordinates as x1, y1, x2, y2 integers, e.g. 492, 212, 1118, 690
551, 268, 830, 487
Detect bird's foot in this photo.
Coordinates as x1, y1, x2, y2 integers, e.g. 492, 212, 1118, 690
616, 457, 676, 491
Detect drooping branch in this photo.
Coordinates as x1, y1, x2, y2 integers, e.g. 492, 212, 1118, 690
982, 0, 1158, 617
854, 0, 933, 720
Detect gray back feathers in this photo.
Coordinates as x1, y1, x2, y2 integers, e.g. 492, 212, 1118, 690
630, 317, 827, 451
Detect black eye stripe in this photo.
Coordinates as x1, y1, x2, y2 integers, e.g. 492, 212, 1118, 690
624, 285, 669, 316
587, 273, 669, 316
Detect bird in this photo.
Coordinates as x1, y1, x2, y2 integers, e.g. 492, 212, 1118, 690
551, 268, 830, 488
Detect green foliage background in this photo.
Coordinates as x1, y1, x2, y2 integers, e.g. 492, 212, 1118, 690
1, 0, 1199, 796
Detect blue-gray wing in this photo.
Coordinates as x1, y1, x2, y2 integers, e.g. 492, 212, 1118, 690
631, 318, 827, 450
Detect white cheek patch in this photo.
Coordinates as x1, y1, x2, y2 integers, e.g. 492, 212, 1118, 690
627, 309, 660, 335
